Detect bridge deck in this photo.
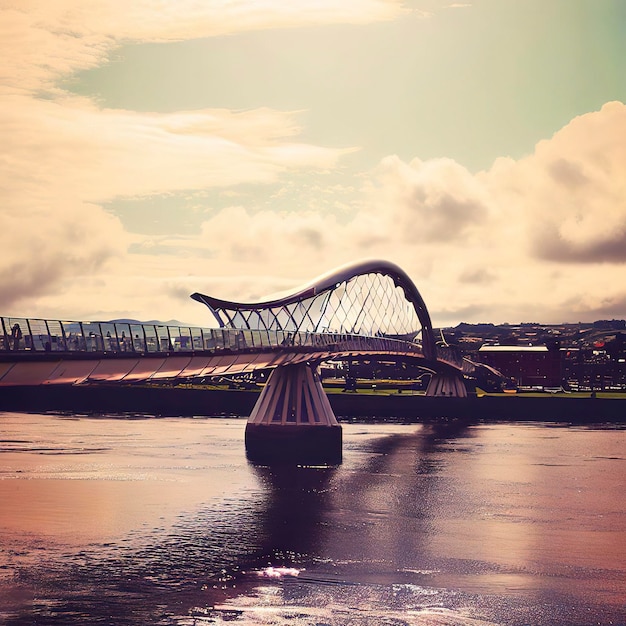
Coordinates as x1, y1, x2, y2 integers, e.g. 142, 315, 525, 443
0, 316, 471, 386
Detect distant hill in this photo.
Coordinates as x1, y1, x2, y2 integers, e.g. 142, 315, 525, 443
108, 319, 198, 327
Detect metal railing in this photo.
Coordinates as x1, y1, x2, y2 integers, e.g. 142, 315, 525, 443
435, 344, 477, 373
0, 316, 426, 359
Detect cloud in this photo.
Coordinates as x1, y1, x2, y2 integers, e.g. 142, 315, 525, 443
578, 293, 626, 319
458, 269, 497, 284
295, 102, 626, 324
2, 2, 626, 326
365, 155, 491, 243
431, 303, 488, 325
6, 98, 626, 325
52, 99, 623, 326
532, 223, 626, 263
0, 94, 349, 312
1, 2, 372, 314
488, 101, 626, 264
0, 1, 408, 95
198, 206, 343, 269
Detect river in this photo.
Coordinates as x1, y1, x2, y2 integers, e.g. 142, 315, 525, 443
0, 412, 624, 625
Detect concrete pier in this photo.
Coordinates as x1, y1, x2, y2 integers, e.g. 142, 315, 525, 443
244, 363, 342, 464
426, 373, 468, 397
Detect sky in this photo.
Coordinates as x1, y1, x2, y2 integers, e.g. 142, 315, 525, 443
2, 0, 626, 328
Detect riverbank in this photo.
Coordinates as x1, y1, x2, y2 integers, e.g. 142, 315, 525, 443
1, 384, 624, 422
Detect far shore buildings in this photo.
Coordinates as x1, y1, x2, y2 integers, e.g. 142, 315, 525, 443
476, 345, 561, 388
445, 320, 626, 391
338, 321, 625, 392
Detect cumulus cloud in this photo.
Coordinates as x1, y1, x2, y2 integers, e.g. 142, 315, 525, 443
0, 93, 348, 312
366, 156, 491, 244
1, 1, 373, 314
198, 206, 344, 270
2, 1, 625, 325
182, 101, 626, 324
458, 269, 497, 284
489, 101, 626, 264
7, 97, 626, 325
578, 293, 626, 319
100, 100, 625, 325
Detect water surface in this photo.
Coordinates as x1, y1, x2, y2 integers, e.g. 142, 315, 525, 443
0, 413, 624, 625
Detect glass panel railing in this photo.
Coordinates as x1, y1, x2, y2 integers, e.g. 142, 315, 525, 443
300, 332, 314, 348
177, 326, 193, 351
129, 324, 146, 352
242, 330, 255, 350
45, 320, 66, 351
0, 317, 424, 362
191, 328, 204, 350
27, 318, 49, 351
156, 326, 171, 351
82, 322, 104, 351
200, 329, 216, 350
143, 325, 159, 353
114, 323, 133, 352
273, 330, 287, 347
246, 330, 257, 348
167, 326, 183, 352
0, 318, 7, 350
217, 329, 229, 349
221, 329, 236, 350
98, 323, 118, 352
61, 321, 85, 351
4, 318, 28, 350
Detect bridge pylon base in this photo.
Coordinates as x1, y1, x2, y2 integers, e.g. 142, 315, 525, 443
245, 363, 342, 465
426, 373, 468, 397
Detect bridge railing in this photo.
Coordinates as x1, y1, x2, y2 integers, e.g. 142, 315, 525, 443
0, 316, 424, 358
435, 344, 478, 375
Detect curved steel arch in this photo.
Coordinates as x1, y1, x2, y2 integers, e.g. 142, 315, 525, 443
191, 259, 436, 360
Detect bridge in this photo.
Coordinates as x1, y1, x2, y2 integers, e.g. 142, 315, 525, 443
0, 260, 489, 463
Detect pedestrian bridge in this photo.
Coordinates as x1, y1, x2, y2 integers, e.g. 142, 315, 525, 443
0, 260, 488, 462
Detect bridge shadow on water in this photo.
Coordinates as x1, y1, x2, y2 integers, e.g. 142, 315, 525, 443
247, 420, 475, 562
4, 421, 482, 626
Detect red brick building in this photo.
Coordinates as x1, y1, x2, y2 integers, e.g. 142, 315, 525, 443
477, 345, 561, 388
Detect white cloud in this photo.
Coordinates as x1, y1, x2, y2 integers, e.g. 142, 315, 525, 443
2, 1, 625, 326
174, 102, 626, 325
491, 101, 626, 263
0, 1, 408, 95
1, 1, 368, 313
366, 155, 492, 243
6, 97, 626, 325
0, 93, 349, 312
16, 101, 626, 326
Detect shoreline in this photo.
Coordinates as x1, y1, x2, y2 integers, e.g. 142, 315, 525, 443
1, 384, 624, 423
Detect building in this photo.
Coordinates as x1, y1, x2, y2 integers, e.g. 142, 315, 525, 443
477, 345, 561, 388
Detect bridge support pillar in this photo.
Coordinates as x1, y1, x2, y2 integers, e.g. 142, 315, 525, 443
245, 363, 342, 465
426, 373, 468, 397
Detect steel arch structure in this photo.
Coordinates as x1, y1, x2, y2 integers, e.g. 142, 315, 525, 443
0, 259, 477, 386
191, 259, 436, 361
